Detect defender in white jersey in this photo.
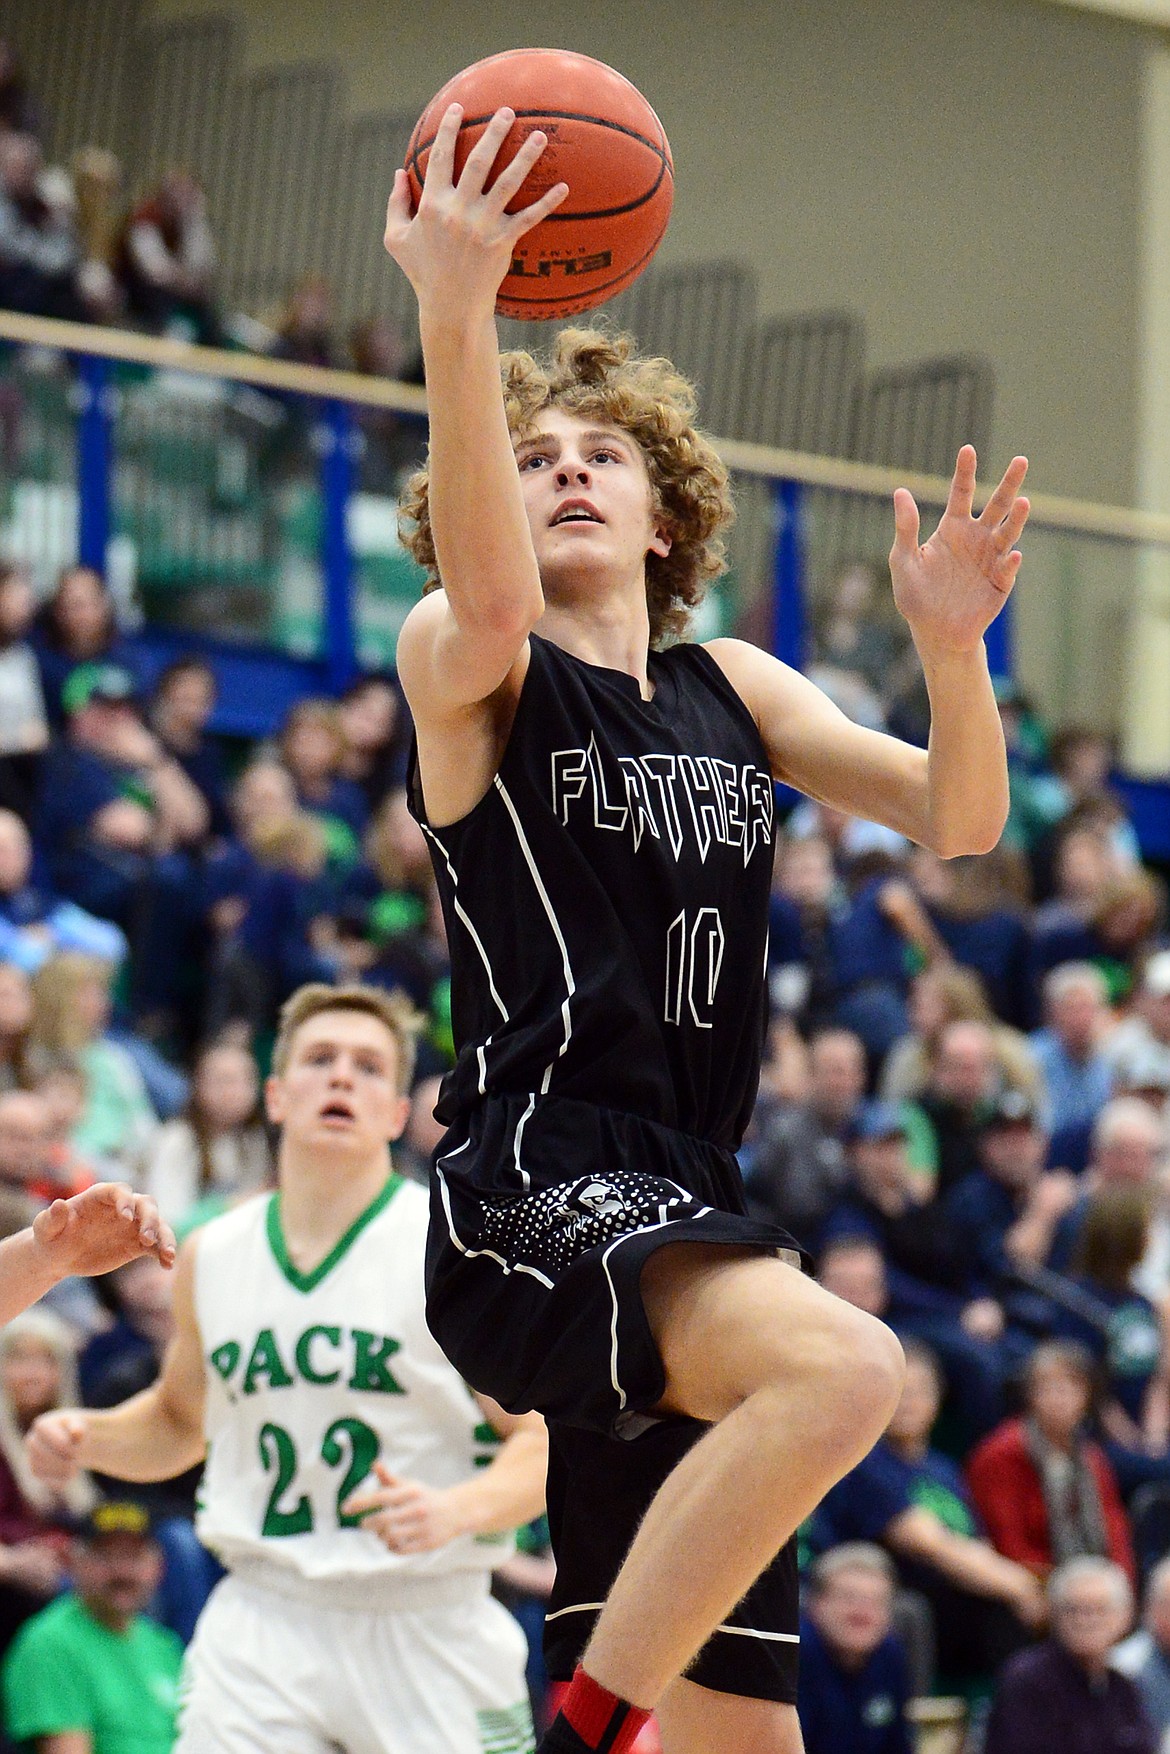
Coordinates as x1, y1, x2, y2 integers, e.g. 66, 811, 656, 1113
27, 985, 546, 1754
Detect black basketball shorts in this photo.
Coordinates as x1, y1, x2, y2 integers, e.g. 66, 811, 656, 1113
424, 1093, 805, 1702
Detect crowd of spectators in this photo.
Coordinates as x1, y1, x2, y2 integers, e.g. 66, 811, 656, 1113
0, 546, 1163, 1752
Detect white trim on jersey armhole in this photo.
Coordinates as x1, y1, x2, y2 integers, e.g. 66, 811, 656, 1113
493, 775, 575, 1096
420, 820, 509, 1097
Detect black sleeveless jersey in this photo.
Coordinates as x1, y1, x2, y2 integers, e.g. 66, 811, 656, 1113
410, 634, 776, 1152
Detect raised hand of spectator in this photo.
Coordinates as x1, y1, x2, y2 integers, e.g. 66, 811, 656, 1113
1027, 1170, 1080, 1224
91, 797, 154, 850
99, 714, 163, 772
25, 1408, 87, 1490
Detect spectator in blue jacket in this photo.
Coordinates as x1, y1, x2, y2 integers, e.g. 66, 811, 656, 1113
798, 1544, 913, 1754
148, 655, 231, 838
1031, 963, 1116, 1164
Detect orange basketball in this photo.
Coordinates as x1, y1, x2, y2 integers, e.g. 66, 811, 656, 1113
405, 48, 673, 320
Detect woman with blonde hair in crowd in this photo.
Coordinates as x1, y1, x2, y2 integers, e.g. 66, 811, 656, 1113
0, 1309, 95, 1654
28, 953, 156, 1172
142, 1037, 271, 1231
880, 962, 1042, 1110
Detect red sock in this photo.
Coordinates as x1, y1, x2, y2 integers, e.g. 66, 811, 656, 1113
559, 1666, 651, 1753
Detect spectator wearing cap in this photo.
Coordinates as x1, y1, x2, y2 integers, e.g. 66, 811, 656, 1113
1031, 963, 1116, 1168
1, 1497, 183, 1754
967, 1341, 1136, 1587
983, 1556, 1153, 1754
798, 1544, 913, 1754
742, 1027, 865, 1246
30, 566, 139, 734
822, 1101, 1018, 1435
1104, 950, 1170, 1093
945, 1089, 1079, 1330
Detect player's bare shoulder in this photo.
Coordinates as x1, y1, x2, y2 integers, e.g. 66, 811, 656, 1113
700, 636, 792, 717
399, 592, 534, 827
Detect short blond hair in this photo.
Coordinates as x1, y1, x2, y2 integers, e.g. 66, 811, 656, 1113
399, 327, 734, 649
271, 984, 422, 1095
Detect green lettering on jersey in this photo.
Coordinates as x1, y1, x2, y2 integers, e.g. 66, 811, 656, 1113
243, 1328, 294, 1395
348, 1329, 404, 1395
294, 1325, 342, 1385
209, 1341, 240, 1384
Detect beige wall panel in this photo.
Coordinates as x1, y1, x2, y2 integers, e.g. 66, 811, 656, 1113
143, 0, 1144, 509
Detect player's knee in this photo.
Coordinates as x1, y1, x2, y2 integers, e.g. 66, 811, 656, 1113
840, 1310, 905, 1434
784, 1300, 904, 1445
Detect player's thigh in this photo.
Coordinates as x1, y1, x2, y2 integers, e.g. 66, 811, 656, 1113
640, 1241, 904, 1425
656, 1678, 805, 1754
176, 1578, 334, 1754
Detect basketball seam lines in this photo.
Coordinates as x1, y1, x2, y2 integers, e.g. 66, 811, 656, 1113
408, 107, 669, 164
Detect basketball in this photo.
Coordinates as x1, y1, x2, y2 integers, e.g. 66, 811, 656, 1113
404, 48, 673, 320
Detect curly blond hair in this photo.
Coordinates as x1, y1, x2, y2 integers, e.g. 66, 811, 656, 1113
398, 327, 734, 648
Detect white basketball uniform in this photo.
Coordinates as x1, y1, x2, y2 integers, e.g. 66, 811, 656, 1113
176, 1173, 534, 1754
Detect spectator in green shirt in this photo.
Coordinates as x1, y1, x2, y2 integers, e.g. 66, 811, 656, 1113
1, 1498, 182, 1753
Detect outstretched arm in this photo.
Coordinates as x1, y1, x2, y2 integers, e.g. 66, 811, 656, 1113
342, 1399, 548, 1553
0, 1185, 175, 1327
26, 1238, 206, 1487
387, 105, 568, 721
708, 447, 1029, 857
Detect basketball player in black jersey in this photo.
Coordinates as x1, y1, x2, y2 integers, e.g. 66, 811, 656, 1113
384, 106, 1029, 1754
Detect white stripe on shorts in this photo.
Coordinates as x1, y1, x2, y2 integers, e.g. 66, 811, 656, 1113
543, 1601, 798, 1644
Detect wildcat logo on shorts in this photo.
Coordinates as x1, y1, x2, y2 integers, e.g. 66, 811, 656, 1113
553, 1178, 630, 1247
575, 1181, 627, 1219
479, 1171, 699, 1278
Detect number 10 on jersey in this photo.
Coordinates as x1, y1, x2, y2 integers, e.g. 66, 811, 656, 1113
665, 908, 725, 1029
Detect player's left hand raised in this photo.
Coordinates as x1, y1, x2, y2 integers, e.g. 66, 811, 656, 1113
889, 446, 1029, 657
342, 1462, 466, 1553
32, 1184, 177, 1278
